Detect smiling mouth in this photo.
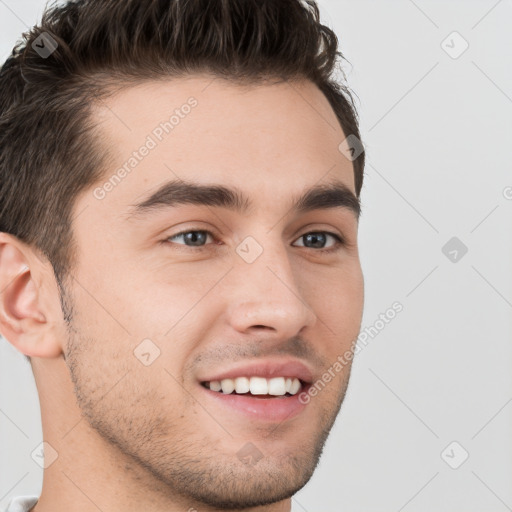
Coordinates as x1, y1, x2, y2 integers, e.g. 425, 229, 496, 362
201, 376, 305, 398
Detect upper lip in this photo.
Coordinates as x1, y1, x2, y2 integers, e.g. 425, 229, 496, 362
198, 358, 314, 384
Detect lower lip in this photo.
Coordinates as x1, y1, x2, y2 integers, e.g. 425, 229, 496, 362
199, 384, 311, 423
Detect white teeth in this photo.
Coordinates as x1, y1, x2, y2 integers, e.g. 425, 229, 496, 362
220, 378, 235, 394
268, 377, 286, 396
210, 381, 222, 392
206, 376, 303, 396
250, 377, 268, 395
289, 378, 301, 395
235, 377, 250, 394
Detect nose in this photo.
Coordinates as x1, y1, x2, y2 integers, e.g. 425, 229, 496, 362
224, 238, 317, 338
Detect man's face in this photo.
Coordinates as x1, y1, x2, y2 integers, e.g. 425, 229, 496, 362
63, 76, 363, 508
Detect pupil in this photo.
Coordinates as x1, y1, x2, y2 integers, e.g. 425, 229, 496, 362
185, 231, 207, 246
305, 233, 326, 248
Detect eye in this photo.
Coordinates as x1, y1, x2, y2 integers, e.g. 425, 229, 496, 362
292, 231, 344, 253
166, 230, 215, 247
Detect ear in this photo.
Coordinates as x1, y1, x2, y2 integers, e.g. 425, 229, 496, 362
0, 233, 64, 358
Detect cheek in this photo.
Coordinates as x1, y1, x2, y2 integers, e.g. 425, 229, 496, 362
66, 257, 218, 391
341, 265, 364, 320
108, 256, 230, 340
304, 263, 364, 336
66, 313, 192, 425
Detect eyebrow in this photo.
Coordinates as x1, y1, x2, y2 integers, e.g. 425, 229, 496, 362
126, 179, 360, 220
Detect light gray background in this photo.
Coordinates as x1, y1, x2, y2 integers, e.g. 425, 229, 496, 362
1, 0, 511, 510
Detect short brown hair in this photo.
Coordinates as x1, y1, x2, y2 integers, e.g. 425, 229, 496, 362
0, 0, 365, 285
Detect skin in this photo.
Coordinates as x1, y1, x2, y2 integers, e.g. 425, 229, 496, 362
0, 76, 364, 512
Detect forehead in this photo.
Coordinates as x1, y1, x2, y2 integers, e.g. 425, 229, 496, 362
85, 76, 355, 217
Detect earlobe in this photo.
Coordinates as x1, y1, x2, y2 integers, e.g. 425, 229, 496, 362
0, 234, 64, 358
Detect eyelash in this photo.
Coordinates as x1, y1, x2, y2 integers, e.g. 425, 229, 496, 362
163, 229, 345, 254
